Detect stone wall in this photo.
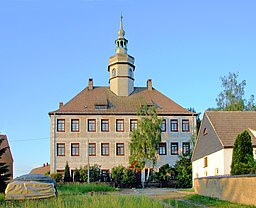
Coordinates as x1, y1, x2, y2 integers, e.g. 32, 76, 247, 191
194, 175, 256, 206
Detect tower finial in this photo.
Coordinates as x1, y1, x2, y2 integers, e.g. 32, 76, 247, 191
115, 15, 128, 54
118, 13, 125, 38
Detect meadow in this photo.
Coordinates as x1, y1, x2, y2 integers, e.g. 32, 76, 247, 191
0, 183, 255, 208
0, 183, 163, 208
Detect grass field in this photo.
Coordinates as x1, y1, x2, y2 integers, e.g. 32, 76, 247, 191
164, 194, 256, 208
1, 184, 255, 208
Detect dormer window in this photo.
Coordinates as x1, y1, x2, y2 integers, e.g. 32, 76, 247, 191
95, 105, 108, 110
112, 69, 116, 77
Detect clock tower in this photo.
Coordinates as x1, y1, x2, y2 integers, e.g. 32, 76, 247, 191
108, 16, 135, 96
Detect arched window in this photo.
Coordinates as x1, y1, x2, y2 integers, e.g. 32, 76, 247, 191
112, 68, 116, 77
203, 128, 208, 136
129, 68, 133, 78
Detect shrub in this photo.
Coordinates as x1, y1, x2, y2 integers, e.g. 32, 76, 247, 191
158, 164, 175, 182
111, 166, 137, 187
50, 172, 63, 183
77, 165, 101, 183
73, 168, 80, 182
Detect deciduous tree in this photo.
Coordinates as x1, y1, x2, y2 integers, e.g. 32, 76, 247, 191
215, 72, 256, 111
129, 105, 162, 172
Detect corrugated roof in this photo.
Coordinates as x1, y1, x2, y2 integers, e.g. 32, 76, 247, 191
49, 87, 194, 115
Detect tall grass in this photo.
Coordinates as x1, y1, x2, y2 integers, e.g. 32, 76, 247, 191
57, 183, 115, 195
164, 195, 256, 208
1, 195, 163, 208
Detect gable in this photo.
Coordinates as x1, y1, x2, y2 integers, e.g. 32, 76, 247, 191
206, 111, 256, 147
0, 135, 14, 164
192, 113, 223, 162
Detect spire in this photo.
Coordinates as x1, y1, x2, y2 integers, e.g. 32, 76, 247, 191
118, 15, 125, 38
115, 15, 128, 54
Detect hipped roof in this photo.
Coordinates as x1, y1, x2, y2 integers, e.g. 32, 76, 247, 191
49, 87, 195, 116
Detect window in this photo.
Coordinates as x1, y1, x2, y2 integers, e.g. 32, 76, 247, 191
88, 119, 96, 132
57, 143, 65, 156
57, 119, 65, 132
89, 143, 96, 156
203, 128, 208, 136
130, 119, 138, 131
101, 143, 109, 156
215, 168, 219, 176
71, 119, 79, 132
71, 143, 79, 156
129, 68, 133, 78
182, 142, 190, 155
204, 157, 208, 168
116, 143, 124, 156
101, 119, 109, 132
182, 119, 190, 132
170, 119, 178, 132
171, 142, 179, 155
116, 119, 124, 132
161, 119, 166, 132
112, 68, 116, 77
158, 142, 166, 155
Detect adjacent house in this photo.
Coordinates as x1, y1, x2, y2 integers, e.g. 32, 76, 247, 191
49, 17, 197, 181
192, 111, 256, 181
0, 134, 14, 180
30, 163, 50, 175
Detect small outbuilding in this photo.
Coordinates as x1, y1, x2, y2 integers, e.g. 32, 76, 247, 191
192, 111, 256, 181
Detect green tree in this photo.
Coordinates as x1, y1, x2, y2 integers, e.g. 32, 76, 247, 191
215, 72, 256, 111
231, 130, 255, 175
174, 154, 192, 188
187, 107, 201, 134
64, 162, 72, 182
129, 105, 162, 171
0, 137, 11, 192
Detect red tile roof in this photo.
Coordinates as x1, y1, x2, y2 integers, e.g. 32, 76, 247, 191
30, 163, 50, 175
49, 87, 194, 115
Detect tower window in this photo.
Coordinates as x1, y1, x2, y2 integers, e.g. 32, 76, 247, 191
129, 68, 133, 78
112, 69, 116, 77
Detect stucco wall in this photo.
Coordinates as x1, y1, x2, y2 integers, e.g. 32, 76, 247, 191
194, 175, 256, 206
50, 114, 196, 174
192, 148, 256, 181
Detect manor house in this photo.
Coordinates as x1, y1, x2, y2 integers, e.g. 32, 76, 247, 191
49, 17, 196, 181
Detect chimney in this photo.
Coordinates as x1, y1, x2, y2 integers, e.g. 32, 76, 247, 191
43, 163, 45, 167
59, 102, 63, 108
46, 162, 49, 166
88, 78, 93, 90
147, 79, 152, 91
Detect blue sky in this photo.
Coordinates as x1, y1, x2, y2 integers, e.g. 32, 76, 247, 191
1, 0, 256, 177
